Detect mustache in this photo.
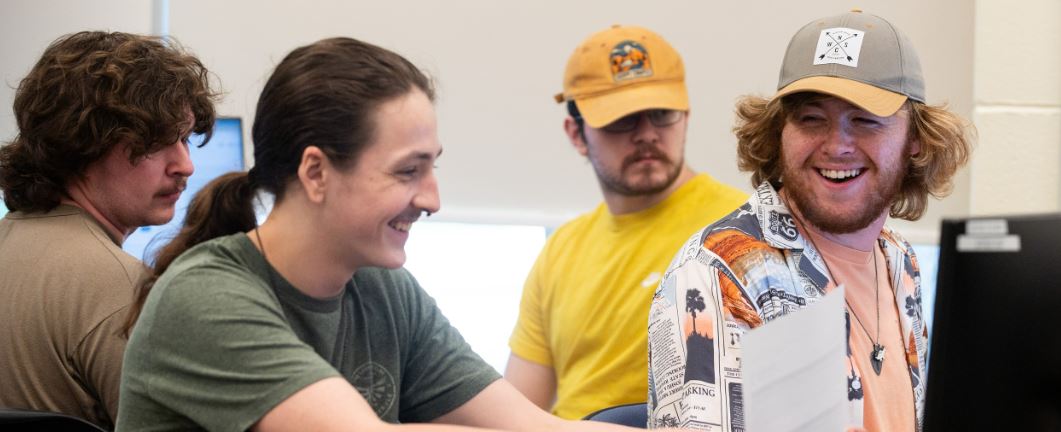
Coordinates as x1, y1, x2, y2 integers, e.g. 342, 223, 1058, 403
622, 147, 671, 170
160, 177, 188, 195
393, 207, 429, 223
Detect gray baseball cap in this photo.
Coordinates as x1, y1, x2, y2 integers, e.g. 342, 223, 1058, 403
776, 10, 924, 116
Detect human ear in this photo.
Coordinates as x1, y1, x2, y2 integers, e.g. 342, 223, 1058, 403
908, 137, 922, 157
564, 117, 589, 157
298, 146, 328, 204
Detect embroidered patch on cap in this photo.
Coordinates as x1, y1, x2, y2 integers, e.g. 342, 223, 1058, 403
813, 27, 864, 67
610, 40, 653, 81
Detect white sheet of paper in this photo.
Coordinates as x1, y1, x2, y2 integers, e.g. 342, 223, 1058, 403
743, 286, 848, 432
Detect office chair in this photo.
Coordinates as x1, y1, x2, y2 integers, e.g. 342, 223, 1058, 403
583, 402, 648, 428
0, 408, 106, 431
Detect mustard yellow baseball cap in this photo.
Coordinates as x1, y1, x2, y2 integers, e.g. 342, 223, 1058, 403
554, 25, 688, 128
775, 10, 925, 117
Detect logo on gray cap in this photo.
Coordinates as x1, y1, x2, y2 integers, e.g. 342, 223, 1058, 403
813, 27, 864, 67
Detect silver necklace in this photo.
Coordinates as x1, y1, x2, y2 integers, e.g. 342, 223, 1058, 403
846, 252, 885, 376
792, 216, 886, 376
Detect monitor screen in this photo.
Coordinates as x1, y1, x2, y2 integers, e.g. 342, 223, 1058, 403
123, 117, 245, 263
923, 213, 1061, 431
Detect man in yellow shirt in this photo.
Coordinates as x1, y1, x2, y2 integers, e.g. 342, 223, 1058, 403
506, 25, 746, 419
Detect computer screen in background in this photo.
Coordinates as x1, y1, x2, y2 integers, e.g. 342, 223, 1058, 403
924, 213, 1061, 431
123, 117, 245, 263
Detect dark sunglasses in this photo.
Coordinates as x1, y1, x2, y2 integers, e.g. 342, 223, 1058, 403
600, 109, 684, 133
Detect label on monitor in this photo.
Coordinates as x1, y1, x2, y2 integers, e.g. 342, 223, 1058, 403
965, 219, 1008, 235
956, 234, 1021, 252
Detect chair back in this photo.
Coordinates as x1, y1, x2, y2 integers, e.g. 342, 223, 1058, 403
583, 402, 648, 428
0, 408, 106, 431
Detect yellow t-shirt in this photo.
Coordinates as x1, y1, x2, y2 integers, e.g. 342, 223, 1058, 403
509, 173, 747, 419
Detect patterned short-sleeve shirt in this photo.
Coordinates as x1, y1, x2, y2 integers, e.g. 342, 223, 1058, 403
647, 182, 928, 431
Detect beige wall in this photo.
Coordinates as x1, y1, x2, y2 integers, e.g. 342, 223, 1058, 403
969, 0, 1061, 216
0, 1, 987, 242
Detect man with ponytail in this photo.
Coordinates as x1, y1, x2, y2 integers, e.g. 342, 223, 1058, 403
117, 37, 692, 432
0, 31, 217, 429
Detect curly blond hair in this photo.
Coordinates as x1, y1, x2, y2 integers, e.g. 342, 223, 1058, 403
733, 93, 973, 221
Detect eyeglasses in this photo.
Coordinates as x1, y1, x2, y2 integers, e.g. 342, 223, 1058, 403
600, 109, 685, 133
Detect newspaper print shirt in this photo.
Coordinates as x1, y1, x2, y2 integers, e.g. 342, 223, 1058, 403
647, 182, 928, 431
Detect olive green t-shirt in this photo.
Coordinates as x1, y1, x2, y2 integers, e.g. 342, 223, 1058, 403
117, 233, 499, 431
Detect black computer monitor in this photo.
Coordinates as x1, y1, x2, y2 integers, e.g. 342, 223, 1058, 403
123, 117, 245, 263
924, 213, 1061, 431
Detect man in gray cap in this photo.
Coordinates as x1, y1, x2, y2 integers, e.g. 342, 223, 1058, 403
647, 10, 972, 431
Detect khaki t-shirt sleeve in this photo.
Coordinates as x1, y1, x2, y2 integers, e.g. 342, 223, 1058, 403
129, 269, 339, 432
507, 246, 553, 366
75, 305, 130, 426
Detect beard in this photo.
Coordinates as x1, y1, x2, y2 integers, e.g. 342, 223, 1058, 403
780, 148, 909, 235
587, 143, 685, 197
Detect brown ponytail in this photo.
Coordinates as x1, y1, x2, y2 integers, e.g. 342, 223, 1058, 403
123, 171, 256, 335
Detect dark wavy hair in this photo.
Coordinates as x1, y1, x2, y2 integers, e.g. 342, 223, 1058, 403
733, 92, 973, 221
0, 31, 218, 213
123, 37, 434, 335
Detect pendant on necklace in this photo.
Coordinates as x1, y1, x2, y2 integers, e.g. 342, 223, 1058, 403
870, 344, 886, 375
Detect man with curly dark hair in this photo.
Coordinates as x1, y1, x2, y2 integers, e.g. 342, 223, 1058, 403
0, 31, 216, 429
